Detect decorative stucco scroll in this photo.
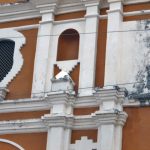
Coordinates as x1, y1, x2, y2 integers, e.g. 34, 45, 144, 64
0, 29, 26, 87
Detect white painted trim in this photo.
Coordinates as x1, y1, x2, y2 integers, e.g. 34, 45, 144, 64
0, 95, 140, 114
0, 15, 41, 24
0, 9, 38, 17
0, 139, 25, 150
10, 24, 39, 31
0, 29, 26, 88
0, 6, 149, 24
99, 9, 150, 20
0, 119, 46, 134
0, 98, 51, 113
123, 0, 150, 5
124, 9, 150, 17
99, 15, 108, 19
0, 112, 126, 134
54, 18, 85, 25
0, 0, 149, 23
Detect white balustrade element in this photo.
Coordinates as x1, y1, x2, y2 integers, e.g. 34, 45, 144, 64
70, 136, 98, 150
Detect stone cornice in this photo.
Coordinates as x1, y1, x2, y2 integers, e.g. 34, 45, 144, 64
0, 93, 142, 114
0, 98, 51, 113
35, 0, 59, 14
0, 0, 149, 23
108, 0, 124, 4
94, 88, 127, 105
0, 110, 127, 134
81, 0, 101, 7
42, 114, 74, 128
0, 119, 46, 134
46, 92, 75, 106
92, 111, 128, 126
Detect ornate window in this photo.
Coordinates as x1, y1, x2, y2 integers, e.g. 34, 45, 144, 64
0, 29, 25, 88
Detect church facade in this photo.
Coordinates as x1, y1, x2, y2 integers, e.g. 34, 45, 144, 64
0, 0, 149, 150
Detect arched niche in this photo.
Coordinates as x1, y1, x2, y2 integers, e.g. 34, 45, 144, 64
57, 29, 79, 61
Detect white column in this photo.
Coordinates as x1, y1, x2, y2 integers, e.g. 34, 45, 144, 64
95, 113, 127, 150
104, 0, 124, 86
46, 127, 65, 150
31, 8, 55, 98
79, 1, 100, 96
44, 116, 73, 150
43, 93, 74, 150
115, 125, 123, 150
98, 124, 115, 150
93, 88, 127, 150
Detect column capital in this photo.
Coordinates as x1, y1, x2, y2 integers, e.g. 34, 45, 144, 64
94, 88, 128, 111
42, 114, 74, 129
46, 92, 75, 107
92, 111, 128, 126
107, 0, 124, 4
35, 0, 59, 14
81, 0, 101, 7
94, 88, 127, 103
107, 0, 124, 13
82, 0, 100, 17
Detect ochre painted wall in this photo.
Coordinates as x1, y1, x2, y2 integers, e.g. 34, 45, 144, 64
0, 143, 18, 150
0, 133, 47, 150
0, 18, 40, 28
123, 107, 150, 150
123, 2, 150, 21
55, 11, 86, 21
0, 110, 50, 121
0, 0, 17, 3
95, 19, 107, 87
73, 107, 99, 116
124, 2, 150, 12
124, 14, 150, 21
71, 129, 98, 144
6, 29, 38, 100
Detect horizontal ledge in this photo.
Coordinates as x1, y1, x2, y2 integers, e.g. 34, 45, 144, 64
0, 112, 127, 134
